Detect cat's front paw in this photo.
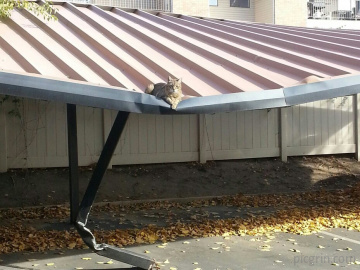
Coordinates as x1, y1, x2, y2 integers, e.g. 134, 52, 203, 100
171, 103, 178, 109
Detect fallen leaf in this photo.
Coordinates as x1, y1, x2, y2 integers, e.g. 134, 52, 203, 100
105, 260, 113, 264
210, 247, 220, 250
193, 262, 199, 265
46, 263, 55, 266
68, 242, 76, 249
183, 241, 190, 244
81, 258, 92, 260
75, 268, 83, 270
170, 267, 177, 270
274, 260, 282, 263
96, 262, 104, 264
317, 245, 325, 249
164, 259, 170, 264
345, 247, 352, 251
144, 250, 150, 254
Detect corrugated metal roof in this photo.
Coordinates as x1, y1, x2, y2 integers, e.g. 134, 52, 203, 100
1, 2, 360, 114
2, 3, 360, 92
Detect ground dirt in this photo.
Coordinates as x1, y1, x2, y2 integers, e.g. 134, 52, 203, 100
1, 155, 360, 209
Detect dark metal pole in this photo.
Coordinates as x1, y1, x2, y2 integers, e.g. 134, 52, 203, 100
67, 104, 79, 224
75, 111, 130, 250
73, 111, 154, 269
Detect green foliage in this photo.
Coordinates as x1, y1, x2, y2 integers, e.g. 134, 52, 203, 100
0, 0, 57, 21
0, 95, 22, 119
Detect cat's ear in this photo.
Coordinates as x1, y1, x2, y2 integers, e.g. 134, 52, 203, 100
177, 78, 182, 83
168, 75, 173, 82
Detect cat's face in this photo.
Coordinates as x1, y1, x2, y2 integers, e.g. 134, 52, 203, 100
168, 76, 182, 93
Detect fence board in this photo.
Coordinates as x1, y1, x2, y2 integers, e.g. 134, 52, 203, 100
229, 112, 237, 150
236, 111, 245, 149
349, 96, 354, 144
334, 97, 342, 145
3, 95, 358, 170
299, 104, 307, 146
307, 102, 315, 146
130, 113, 139, 154
328, 99, 336, 145
36, 101, 47, 158
342, 97, 350, 145
181, 115, 190, 152
138, 114, 148, 154
45, 101, 57, 158
213, 113, 222, 150
244, 111, 252, 149
267, 109, 276, 148
56, 103, 67, 157
164, 115, 173, 153
260, 110, 267, 148
314, 101, 322, 146
173, 115, 182, 153
156, 115, 165, 153
189, 115, 198, 152
221, 113, 230, 150
252, 110, 260, 149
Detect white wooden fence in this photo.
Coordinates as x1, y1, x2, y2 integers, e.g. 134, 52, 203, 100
0, 94, 359, 172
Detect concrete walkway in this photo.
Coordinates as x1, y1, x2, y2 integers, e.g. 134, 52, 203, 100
1, 228, 359, 270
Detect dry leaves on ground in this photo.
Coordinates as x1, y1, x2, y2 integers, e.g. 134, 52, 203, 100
1, 186, 360, 254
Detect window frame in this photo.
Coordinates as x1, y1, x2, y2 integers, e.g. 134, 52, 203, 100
209, 0, 218, 6
230, 0, 250, 8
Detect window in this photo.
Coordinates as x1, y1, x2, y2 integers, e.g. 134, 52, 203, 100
230, 0, 250, 8
209, 0, 218, 6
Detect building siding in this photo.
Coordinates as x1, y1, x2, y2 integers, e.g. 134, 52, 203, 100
275, 0, 307, 27
210, 0, 255, 21
173, 0, 209, 16
254, 0, 274, 24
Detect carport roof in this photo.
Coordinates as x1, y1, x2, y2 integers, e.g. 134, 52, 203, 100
1, 2, 360, 114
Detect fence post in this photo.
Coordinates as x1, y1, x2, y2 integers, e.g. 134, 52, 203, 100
0, 104, 7, 172
199, 114, 207, 163
355, 94, 360, 161
280, 108, 288, 162
103, 109, 113, 168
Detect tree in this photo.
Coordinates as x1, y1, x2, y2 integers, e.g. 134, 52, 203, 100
0, 0, 57, 20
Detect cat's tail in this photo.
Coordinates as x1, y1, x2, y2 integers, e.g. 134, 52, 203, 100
145, 84, 154, 94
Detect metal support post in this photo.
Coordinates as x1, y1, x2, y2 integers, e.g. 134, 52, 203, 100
67, 104, 79, 224
74, 111, 155, 269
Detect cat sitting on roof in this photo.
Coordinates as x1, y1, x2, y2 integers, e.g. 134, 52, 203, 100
145, 76, 182, 109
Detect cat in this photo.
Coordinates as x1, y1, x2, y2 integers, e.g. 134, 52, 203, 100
145, 76, 182, 109
295, 75, 324, 85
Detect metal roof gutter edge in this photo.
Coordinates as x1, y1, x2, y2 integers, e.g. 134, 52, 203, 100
0, 71, 170, 114
1, 71, 360, 115
176, 89, 286, 114
0, 71, 287, 114
284, 75, 360, 106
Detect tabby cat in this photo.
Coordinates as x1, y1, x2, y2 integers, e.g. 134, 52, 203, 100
145, 76, 182, 109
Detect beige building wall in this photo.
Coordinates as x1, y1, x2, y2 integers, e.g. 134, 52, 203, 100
172, 0, 210, 16
254, 0, 274, 24
209, 0, 255, 21
274, 0, 307, 26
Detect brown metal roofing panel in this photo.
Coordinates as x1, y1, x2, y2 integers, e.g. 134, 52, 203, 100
1, 2, 360, 98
